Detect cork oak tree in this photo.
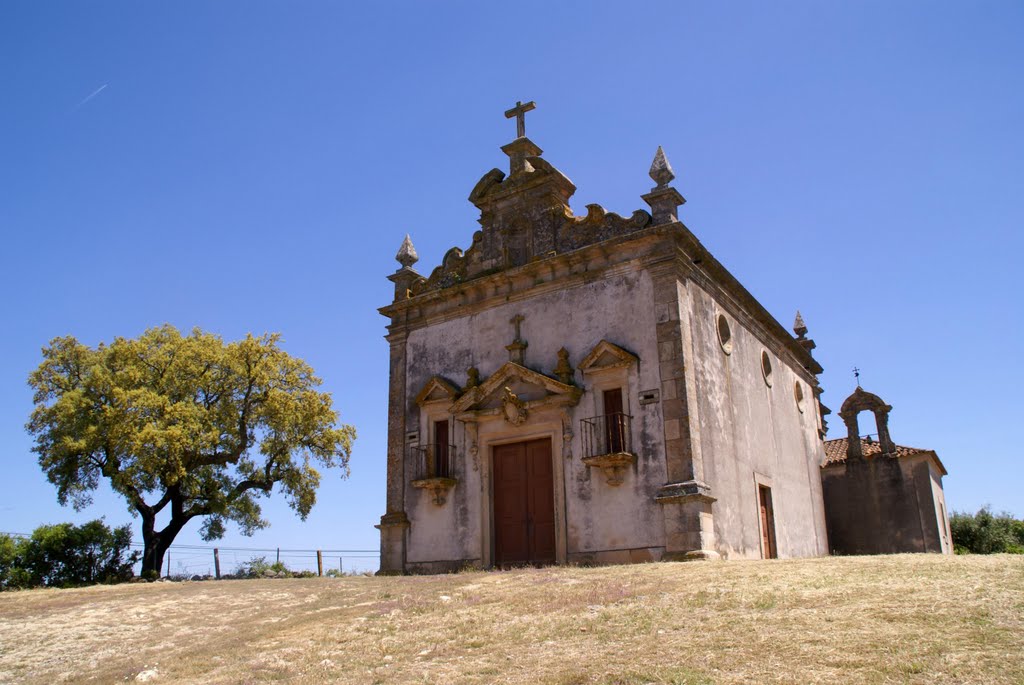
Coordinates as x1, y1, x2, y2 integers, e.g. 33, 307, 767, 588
26, 325, 356, 577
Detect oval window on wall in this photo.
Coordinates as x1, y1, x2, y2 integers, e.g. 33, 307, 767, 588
794, 382, 805, 412
717, 314, 733, 355
761, 350, 773, 387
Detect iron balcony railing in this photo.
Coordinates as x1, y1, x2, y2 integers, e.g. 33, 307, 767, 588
411, 443, 456, 480
580, 412, 633, 459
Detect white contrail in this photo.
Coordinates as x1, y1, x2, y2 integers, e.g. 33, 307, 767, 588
74, 83, 108, 110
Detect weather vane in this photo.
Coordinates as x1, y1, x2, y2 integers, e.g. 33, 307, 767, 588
853, 366, 861, 387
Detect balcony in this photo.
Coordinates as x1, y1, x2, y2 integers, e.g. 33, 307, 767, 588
410, 443, 458, 505
580, 412, 637, 486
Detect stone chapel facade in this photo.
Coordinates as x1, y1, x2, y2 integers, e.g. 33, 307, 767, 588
376, 105, 831, 573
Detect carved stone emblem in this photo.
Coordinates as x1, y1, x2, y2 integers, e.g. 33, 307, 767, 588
501, 386, 528, 425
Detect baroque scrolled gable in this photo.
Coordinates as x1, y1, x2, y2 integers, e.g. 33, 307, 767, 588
392, 126, 677, 300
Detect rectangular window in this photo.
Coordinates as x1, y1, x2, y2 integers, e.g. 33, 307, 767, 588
434, 419, 450, 478
603, 388, 625, 453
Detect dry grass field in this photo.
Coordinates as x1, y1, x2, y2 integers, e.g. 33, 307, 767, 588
0, 554, 1021, 685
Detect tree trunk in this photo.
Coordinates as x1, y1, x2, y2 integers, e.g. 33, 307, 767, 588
140, 529, 171, 577
139, 516, 184, 578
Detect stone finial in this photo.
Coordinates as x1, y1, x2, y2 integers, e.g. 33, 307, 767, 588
554, 347, 574, 386
792, 310, 816, 355
793, 310, 808, 339
395, 234, 418, 269
649, 146, 675, 189
642, 146, 686, 225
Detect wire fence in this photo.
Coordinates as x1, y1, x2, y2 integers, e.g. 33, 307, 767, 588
0, 532, 380, 577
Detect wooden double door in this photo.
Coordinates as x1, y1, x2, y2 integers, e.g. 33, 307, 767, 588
492, 439, 556, 567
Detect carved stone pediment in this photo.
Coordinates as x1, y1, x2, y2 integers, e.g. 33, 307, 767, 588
425, 247, 468, 289
468, 153, 576, 208
468, 168, 506, 204
556, 204, 651, 252
501, 386, 528, 425
451, 362, 581, 420
415, 376, 461, 406
578, 340, 640, 375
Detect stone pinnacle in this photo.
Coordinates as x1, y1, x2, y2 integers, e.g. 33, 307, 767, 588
793, 310, 808, 338
649, 146, 675, 188
395, 234, 418, 269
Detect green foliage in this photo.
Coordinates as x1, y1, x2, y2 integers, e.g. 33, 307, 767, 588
0, 520, 139, 589
0, 534, 32, 589
26, 325, 356, 573
950, 507, 1024, 555
237, 555, 274, 577
325, 568, 373, 578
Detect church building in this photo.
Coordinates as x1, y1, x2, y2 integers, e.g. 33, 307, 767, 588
376, 102, 832, 572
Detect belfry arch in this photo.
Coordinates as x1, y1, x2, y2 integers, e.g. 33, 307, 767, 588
822, 385, 952, 555
838, 387, 895, 459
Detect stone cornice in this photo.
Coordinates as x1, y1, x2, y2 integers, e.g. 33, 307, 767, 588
382, 221, 822, 384
670, 226, 825, 380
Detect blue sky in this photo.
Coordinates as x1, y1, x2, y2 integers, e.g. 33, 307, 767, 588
2, 2, 1022, 572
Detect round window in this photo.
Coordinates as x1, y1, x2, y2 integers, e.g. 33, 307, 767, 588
794, 382, 805, 412
761, 350, 773, 387
717, 314, 733, 355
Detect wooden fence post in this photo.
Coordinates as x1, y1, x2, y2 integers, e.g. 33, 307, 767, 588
317, 550, 323, 577
214, 548, 221, 579
276, 547, 280, 564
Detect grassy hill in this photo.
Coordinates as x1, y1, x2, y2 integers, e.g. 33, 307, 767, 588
0, 554, 1021, 684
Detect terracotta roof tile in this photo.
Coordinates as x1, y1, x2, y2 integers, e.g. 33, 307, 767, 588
822, 437, 930, 466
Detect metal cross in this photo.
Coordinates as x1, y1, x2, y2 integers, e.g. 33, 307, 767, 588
504, 100, 536, 138
510, 314, 525, 340
853, 366, 861, 387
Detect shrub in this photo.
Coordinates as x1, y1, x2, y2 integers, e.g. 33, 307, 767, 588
236, 556, 293, 577
0, 534, 32, 590
236, 555, 271, 577
0, 520, 139, 589
950, 507, 1024, 554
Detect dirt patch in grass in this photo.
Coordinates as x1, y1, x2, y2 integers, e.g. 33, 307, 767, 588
0, 554, 1021, 684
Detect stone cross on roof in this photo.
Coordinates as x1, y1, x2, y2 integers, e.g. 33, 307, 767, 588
504, 100, 536, 139
506, 313, 528, 364
510, 313, 525, 340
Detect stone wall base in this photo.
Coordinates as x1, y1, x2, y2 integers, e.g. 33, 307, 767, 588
375, 511, 410, 575
567, 546, 665, 566
657, 482, 718, 560
404, 558, 482, 575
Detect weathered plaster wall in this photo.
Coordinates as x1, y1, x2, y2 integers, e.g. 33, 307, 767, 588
402, 266, 668, 567
686, 283, 828, 559
929, 464, 952, 553
821, 453, 949, 555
